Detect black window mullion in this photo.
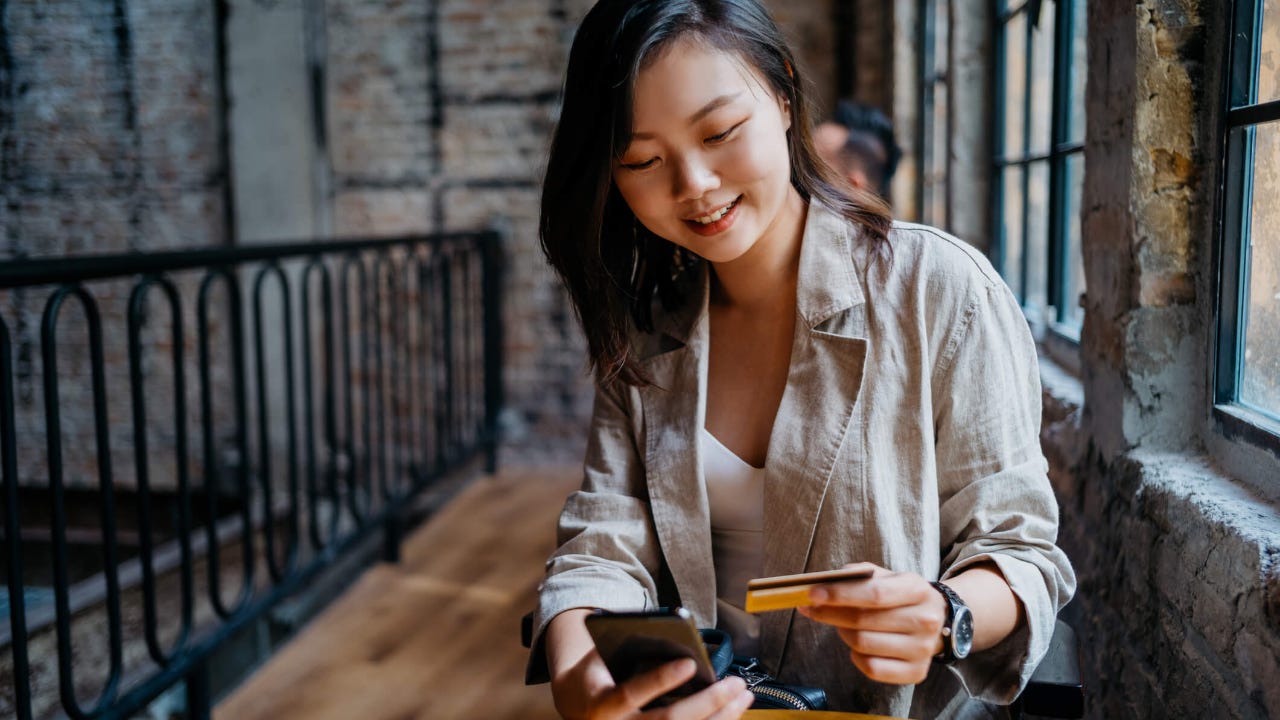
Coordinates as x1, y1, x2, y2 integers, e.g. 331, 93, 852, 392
918, 0, 934, 223
991, 0, 1008, 275
1048, 0, 1073, 324
1233, 0, 1264, 106
1227, 98, 1280, 126
1219, 127, 1255, 404
1216, 0, 1256, 407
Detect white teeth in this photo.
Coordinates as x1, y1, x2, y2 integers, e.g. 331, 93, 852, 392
694, 199, 736, 224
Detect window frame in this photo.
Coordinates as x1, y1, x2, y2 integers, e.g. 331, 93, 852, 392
992, 0, 1085, 341
1213, 0, 1280, 453
918, 0, 950, 228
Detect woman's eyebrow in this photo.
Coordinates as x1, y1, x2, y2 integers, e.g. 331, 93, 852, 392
630, 92, 743, 141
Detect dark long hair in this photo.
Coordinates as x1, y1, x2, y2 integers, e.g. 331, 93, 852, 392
540, 0, 892, 386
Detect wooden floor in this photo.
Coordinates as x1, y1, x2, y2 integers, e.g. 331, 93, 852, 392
214, 465, 580, 720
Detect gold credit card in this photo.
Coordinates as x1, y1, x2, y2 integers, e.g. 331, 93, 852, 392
744, 567, 875, 613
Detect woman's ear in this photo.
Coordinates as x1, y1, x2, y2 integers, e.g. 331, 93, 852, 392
779, 95, 792, 131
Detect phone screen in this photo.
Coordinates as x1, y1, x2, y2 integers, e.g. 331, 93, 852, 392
585, 608, 717, 707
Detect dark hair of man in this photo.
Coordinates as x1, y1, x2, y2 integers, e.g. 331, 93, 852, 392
840, 130, 891, 197
832, 100, 902, 187
540, 0, 893, 386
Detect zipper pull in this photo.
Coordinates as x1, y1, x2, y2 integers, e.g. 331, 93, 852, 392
730, 659, 771, 689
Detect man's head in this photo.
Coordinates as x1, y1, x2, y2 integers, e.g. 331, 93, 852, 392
815, 100, 900, 199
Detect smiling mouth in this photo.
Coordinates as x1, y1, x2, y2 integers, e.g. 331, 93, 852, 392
688, 197, 740, 225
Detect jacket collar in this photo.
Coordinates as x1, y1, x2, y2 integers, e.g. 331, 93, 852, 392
648, 200, 865, 351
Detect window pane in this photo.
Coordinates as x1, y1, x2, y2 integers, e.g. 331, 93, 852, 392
1063, 152, 1086, 329
1003, 13, 1027, 158
1028, 0, 1056, 156
1241, 121, 1280, 416
929, 81, 948, 225
934, 0, 949, 78
1025, 160, 1050, 315
1002, 164, 1025, 299
1068, 0, 1087, 144
1259, 0, 1280, 104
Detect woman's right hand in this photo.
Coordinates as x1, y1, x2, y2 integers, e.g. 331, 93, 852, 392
546, 610, 755, 719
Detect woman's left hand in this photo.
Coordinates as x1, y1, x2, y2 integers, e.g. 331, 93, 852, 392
795, 562, 947, 685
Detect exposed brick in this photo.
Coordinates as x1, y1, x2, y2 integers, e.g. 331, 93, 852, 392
439, 103, 556, 180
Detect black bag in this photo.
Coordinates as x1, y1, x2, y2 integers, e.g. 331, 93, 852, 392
700, 629, 828, 711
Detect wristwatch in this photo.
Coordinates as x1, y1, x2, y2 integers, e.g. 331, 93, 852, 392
931, 581, 974, 664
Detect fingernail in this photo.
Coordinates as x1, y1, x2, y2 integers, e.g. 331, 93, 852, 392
673, 658, 696, 675
810, 587, 828, 603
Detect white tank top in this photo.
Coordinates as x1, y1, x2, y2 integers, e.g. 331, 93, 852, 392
700, 427, 764, 657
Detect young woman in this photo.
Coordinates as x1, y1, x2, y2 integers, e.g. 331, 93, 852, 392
528, 1, 1075, 718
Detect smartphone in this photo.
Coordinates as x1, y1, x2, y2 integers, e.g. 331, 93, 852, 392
584, 607, 717, 707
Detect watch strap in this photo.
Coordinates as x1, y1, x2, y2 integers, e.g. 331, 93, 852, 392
930, 581, 964, 664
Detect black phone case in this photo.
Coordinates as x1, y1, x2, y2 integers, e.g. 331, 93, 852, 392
585, 608, 716, 706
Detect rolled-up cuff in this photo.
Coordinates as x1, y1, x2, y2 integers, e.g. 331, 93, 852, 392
525, 568, 653, 684
940, 553, 1056, 705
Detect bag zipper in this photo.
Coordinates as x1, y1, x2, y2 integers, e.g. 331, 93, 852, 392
729, 659, 812, 711
749, 683, 811, 710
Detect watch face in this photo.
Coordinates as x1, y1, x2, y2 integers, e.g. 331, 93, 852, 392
953, 606, 975, 659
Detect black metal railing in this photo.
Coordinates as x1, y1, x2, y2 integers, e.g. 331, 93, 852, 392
0, 230, 504, 720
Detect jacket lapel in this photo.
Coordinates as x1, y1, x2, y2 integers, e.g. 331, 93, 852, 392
757, 203, 869, 671
638, 274, 718, 629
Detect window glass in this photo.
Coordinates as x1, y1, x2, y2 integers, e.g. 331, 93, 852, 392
1028, 2, 1056, 156
920, 0, 949, 228
1241, 120, 1280, 417
1003, 12, 1027, 158
1025, 160, 1051, 314
1259, 0, 1280, 104
933, 0, 949, 76
1064, 152, 1087, 329
1002, 165, 1025, 299
929, 83, 948, 224
1068, 0, 1087, 143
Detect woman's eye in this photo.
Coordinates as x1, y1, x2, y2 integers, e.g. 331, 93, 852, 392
622, 157, 658, 171
707, 121, 744, 144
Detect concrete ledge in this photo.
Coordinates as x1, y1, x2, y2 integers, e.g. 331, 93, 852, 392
1037, 354, 1280, 718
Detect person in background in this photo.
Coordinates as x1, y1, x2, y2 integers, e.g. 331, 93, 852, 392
814, 100, 901, 200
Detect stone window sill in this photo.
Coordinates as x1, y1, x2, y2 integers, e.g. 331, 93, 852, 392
1037, 351, 1280, 636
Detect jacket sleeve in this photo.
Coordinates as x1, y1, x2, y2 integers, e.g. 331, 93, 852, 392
931, 276, 1077, 704
525, 376, 664, 684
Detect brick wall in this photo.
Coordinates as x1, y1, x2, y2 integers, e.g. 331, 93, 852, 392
1, 0, 225, 258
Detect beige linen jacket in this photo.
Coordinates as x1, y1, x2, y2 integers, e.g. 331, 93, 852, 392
529, 201, 1075, 719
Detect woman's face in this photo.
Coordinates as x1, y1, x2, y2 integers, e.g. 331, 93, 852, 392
613, 39, 802, 265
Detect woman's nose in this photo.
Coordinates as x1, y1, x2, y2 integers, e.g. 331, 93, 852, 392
673, 155, 719, 201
